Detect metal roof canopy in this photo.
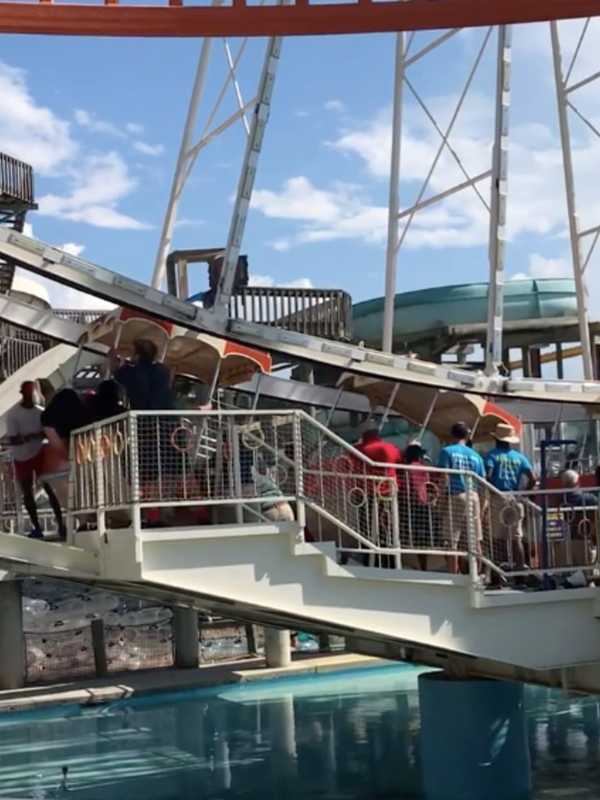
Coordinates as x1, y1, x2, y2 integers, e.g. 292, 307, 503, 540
0, 0, 598, 37
3, 228, 600, 405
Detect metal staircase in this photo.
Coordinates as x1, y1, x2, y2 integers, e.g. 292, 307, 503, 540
0, 153, 36, 296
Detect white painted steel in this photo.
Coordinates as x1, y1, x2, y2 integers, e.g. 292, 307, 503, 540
485, 25, 511, 376
215, 34, 284, 310
551, 20, 594, 380
152, 34, 215, 289
4, 230, 600, 403
383, 31, 405, 354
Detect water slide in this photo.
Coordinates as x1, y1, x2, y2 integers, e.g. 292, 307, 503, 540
352, 278, 577, 350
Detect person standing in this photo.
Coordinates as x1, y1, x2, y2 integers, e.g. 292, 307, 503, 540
438, 421, 485, 574
355, 423, 401, 567
484, 423, 535, 570
6, 381, 65, 540
113, 338, 174, 412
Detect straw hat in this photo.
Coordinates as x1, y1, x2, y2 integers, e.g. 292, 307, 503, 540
493, 423, 520, 444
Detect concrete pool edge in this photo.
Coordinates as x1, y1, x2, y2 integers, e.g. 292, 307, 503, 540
0, 653, 389, 715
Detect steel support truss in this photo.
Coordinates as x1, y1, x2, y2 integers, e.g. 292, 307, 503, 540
550, 19, 598, 380
384, 25, 513, 366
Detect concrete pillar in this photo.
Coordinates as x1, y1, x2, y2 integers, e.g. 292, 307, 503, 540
419, 672, 531, 800
173, 607, 199, 669
0, 580, 25, 689
264, 627, 291, 668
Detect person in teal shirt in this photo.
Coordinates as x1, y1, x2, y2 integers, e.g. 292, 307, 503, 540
438, 422, 485, 574
484, 423, 535, 570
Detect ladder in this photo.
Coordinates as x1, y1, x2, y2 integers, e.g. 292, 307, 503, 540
1, 228, 600, 405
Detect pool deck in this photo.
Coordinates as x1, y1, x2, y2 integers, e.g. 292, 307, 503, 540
0, 653, 387, 714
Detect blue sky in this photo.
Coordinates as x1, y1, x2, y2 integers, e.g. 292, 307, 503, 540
2, 20, 600, 321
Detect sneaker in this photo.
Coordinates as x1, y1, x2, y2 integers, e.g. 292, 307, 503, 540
28, 528, 43, 540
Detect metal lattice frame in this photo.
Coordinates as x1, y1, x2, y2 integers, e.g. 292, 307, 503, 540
550, 19, 599, 380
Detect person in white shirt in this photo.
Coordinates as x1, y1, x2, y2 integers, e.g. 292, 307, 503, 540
6, 381, 65, 540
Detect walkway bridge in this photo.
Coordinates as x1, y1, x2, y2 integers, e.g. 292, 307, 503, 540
1, 409, 600, 693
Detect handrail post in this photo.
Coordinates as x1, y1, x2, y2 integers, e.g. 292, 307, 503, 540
390, 479, 401, 569
293, 411, 306, 532
466, 480, 482, 599
94, 423, 106, 542
129, 412, 142, 542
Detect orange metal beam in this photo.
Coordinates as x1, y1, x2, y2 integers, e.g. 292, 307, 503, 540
0, 0, 598, 38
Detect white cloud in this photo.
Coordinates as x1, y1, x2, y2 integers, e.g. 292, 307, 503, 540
126, 122, 144, 135
0, 62, 149, 232
38, 151, 150, 230
324, 99, 346, 113
249, 274, 314, 289
133, 141, 164, 157
74, 109, 124, 138
252, 176, 390, 249
294, 110, 310, 118
528, 253, 570, 279
60, 242, 85, 257
509, 272, 530, 281
0, 61, 76, 174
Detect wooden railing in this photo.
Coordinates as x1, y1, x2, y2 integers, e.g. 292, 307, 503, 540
229, 286, 353, 341
0, 153, 34, 206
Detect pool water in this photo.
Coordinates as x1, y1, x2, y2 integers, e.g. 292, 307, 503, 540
0, 664, 598, 799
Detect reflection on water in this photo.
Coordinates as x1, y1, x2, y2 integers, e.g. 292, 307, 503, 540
0, 665, 598, 799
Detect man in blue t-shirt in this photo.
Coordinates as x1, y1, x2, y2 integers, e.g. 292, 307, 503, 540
484, 423, 535, 569
438, 422, 485, 574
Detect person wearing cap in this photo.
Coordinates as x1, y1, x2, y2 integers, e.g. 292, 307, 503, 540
437, 421, 485, 574
484, 422, 535, 570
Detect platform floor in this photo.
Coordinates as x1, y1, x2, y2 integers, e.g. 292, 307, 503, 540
0, 652, 387, 714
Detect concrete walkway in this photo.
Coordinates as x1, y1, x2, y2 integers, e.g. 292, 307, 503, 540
0, 653, 386, 714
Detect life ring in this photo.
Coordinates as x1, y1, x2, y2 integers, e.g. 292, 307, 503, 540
241, 425, 265, 451
577, 517, 593, 539
424, 481, 440, 507
349, 486, 367, 509
500, 501, 523, 528
112, 430, 125, 457
376, 479, 396, 501
170, 423, 194, 454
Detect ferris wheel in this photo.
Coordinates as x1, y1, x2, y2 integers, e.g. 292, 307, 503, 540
1, 0, 600, 385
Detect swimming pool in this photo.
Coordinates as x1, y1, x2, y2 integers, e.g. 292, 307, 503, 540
0, 664, 598, 799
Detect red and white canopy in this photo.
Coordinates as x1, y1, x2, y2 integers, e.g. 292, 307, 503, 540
80, 307, 271, 386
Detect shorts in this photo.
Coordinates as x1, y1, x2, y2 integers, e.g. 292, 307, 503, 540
441, 491, 483, 548
14, 451, 44, 483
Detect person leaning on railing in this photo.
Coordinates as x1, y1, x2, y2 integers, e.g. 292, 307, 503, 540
483, 423, 535, 571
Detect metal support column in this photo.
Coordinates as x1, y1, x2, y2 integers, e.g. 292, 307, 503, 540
383, 32, 405, 354
485, 25, 511, 376
551, 20, 594, 380
214, 35, 283, 312
152, 36, 215, 289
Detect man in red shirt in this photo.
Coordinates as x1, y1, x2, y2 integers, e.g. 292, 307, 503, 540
354, 424, 401, 567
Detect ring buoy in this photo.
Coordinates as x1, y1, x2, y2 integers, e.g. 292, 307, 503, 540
113, 430, 125, 457
578, 517, 593, 538
424, 481, 440, 507
170, 423, 194, 454
349, 486, 367, 509
500, 501, 523, 528
376, 479, 396, 501
99, 434, 112, 459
